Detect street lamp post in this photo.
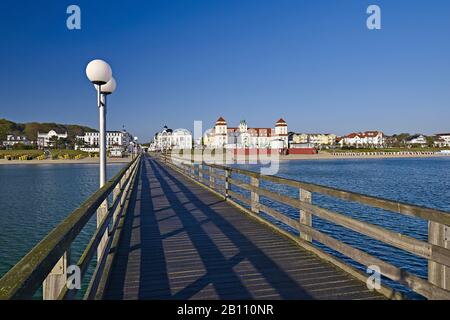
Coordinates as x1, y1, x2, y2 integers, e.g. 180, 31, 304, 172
96, 77, 117, 185
86, 59, 115, 262
86, 59, 113, 187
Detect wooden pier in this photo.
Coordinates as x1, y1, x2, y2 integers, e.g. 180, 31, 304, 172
0, 153, 449, 300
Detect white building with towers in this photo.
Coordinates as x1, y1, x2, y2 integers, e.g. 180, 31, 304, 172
204, 117, 289, 149
149, 125, 193, 151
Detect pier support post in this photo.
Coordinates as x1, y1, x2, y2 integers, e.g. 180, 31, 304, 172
299, 189, 312, 242
250, 177, 259, 214
428, 222, 450, 291
43, 251, 70, 300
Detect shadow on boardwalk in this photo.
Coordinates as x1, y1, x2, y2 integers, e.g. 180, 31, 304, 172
104, 155, 383, 300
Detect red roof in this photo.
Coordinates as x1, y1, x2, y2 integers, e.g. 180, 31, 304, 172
216, 117, 227, 124
276, 118, 287, 127
345, 131, 383, 138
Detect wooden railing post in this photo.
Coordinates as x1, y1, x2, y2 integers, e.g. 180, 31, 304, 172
225, 169, 230, 198
113, 180, 122, 203
43, 251, 70, 300
209, 167, 215, 189
250, 176, 259, 213
428, 221, 450, 290
299, 188, 312, 242
97, 200, 109, 262
112, 181, 122, 224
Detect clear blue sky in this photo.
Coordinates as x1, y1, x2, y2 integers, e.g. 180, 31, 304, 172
0, 0, 449, 141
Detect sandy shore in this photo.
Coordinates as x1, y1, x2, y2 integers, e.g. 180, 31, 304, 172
0, 157, 132, 165
279, 152, 450, 161
161, 151, 450, 163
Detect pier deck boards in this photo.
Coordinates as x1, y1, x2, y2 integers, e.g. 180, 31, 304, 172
104, 156, 384, 300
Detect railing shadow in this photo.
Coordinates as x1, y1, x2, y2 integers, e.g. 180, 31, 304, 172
105, 158, 171, 299
149, 157, 313, 299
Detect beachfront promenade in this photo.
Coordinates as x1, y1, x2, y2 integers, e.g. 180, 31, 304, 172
0, 154, 449, 300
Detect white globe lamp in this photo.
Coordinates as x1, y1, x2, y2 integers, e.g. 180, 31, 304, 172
86, 59, 112, 85
95, 77, 117, 95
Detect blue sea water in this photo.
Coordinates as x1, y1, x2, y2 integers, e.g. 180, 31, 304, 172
0, 163, 125, 297
0, 158, 449, 299
230, 157, 450, 298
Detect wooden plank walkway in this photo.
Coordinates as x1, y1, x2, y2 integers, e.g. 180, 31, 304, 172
103, 155, 384, 300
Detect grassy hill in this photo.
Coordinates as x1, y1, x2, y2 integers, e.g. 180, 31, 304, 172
0, 118, 97, 141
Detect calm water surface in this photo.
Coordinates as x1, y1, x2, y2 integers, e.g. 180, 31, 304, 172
0, 163, 125, 297
232, 157, 450, 298
1, 158, 449, 299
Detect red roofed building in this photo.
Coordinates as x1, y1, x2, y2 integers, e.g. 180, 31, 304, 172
206, 117, 289, 149
339, 131, 385, 147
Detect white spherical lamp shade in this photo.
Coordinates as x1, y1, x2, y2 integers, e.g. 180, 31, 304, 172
99, 77, 117, 95
86, 59, 112, 85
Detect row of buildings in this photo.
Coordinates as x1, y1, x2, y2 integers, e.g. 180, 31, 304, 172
2, 129, 136, 153
75, 130, 135, 153
150, 117, 289, 151
336, 132, 450, 148
2, 130, 69, 149
149, 116, 450, 151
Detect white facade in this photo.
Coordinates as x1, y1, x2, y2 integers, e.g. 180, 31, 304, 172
289, 133, 336, 147
406, 134, 428, 146
172, 129, 193, 149
76, 130, 133, 151
150, 126, 193, 151
435, 133, 450, 147
204, 117, 288, 149
340, 131, 385, 147
2, 134, 34, 147
37, 130, 68, 149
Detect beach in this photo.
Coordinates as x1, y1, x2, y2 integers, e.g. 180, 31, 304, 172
0, 157, 133, 165
279, 151, 450, 161
165, 151, 450, 163
1, 152, 448, 165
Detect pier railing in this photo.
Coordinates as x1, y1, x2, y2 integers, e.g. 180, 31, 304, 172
0, 155, 141, 300
156, 152, 450, 300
